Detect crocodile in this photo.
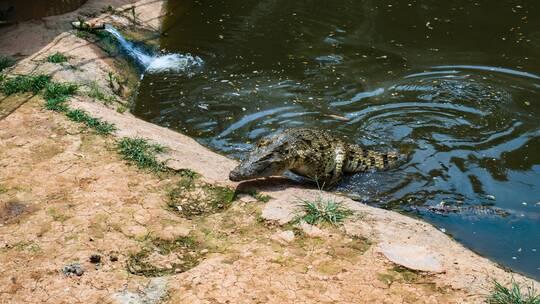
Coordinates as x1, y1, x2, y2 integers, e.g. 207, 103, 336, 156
229, 128, 399, 188
409, 202, 511, 218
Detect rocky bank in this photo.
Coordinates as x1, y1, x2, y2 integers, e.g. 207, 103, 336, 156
0, 1, 538, 303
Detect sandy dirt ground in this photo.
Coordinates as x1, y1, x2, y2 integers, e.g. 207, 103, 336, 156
0, 1, 539, 303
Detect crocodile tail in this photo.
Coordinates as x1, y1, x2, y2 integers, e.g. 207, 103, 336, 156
345, 144, 399, 172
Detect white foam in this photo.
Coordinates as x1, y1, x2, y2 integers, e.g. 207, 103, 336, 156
105, 25, 203, 75
146, 53, 204, 74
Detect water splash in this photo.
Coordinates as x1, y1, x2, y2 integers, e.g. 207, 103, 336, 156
104, 25, 203, 74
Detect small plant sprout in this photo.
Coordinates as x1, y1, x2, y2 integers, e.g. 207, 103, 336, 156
87, 81, 116, 103
66, 109, 116, 135
0, 74, 51, 95
43, 82, 78, 100
117, 137, 167, 172
0, 56, 14, 72
107, 72, 117, 89
42, 82, 79, 112
297, 196, 353, 225
46, 52, 69, 64
487, 279, 540, 304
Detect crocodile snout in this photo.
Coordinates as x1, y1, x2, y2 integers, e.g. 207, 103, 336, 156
229, 168, 243, 181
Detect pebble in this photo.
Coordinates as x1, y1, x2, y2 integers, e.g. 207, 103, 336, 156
298, 222, 325, 238
90, 254, 101, 264
62, 263, 84, 276
271, 230, 295, 244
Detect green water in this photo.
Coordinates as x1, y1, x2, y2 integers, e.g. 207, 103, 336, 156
134, 0, 540, 279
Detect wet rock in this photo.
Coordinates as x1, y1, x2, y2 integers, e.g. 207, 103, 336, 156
379, 243, 444, 273
89, 254, 101, 264
61, 263, 84, 276
271, 230, 295, 244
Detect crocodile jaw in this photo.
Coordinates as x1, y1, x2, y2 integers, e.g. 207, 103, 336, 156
229, 161, 286, 181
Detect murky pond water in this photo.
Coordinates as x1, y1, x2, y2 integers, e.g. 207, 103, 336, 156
134, 0, 540, 279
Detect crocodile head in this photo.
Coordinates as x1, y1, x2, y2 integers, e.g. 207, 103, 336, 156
229, 135, 292, 182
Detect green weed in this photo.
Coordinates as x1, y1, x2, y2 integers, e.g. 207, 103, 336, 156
179, 169, 200, 180
45, 98, 69, 112
0, 56, 14, 72
87, 81, 116, 103
10, 241, 41, 253
0, 74, 51, 95
43, 82, 78, 100
41, 82, 78, 112
487, 279, 540, 304
75, 30, 90, 39
116, 105, 127, 113
46, 52, 69, 64
66, 109, 116, 135
47, 207, 69, 222
297, 196, 353, 225
117, 137, 166, 172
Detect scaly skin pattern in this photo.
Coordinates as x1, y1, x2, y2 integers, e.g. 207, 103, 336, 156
229, 128, 399, 188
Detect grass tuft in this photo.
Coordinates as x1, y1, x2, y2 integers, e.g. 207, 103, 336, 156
178, 169, 200, 180
297, 196, 353, 225
46, 52, 69, 64
45, 98, 69, 112
0, 56, 14, 72
43, 82, 78, 100
66, 109, 116, 135
87, 81, 117, 103
0, 72, 117, 138
41, 82, 78, 112
117, 137, 166, 172
487, 279, 540, 304
0, 74, 52, 95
